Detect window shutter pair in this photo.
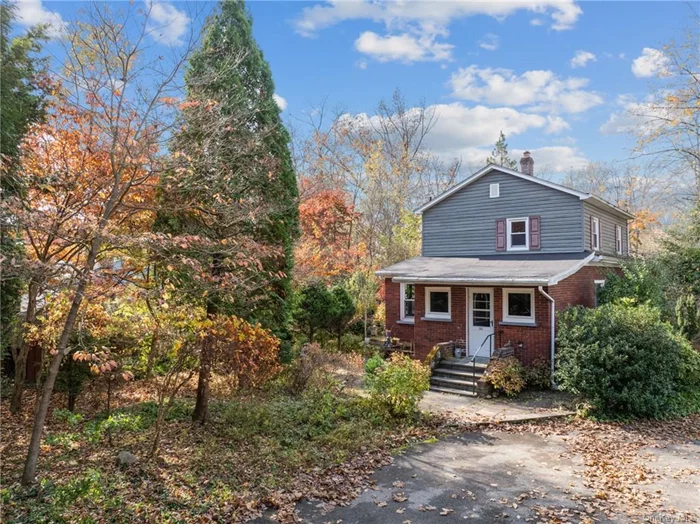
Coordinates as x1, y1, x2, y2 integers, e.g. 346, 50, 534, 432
495, 216, 540, 251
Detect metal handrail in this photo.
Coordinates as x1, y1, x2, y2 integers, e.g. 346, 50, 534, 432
469, 333, 494, 385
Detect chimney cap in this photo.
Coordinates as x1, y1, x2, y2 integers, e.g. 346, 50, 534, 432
523, 151, 531, 157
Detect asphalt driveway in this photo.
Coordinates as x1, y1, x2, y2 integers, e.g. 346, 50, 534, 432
296, 429, 700, 523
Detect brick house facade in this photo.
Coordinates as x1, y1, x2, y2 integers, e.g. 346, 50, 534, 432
377, 159, 632, 376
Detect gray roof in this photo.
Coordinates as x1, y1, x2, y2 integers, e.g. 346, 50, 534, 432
376, 252, 596, 286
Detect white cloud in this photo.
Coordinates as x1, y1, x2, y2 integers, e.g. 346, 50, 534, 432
354, 31, 453, 63
478, 33, 499, 52
357, 59, 368, 70
600, 94, 665, 135
295, 1, 582, 37
337, 102, 580, 173
14, 0, 66, 38
530, 18, 544, 26
448, 65, 603, 114
295, 1, 581, 64
631, 47, 669, 78
273, 94, 288, 111
570, 50, 596, 68
147, 1, 190, 46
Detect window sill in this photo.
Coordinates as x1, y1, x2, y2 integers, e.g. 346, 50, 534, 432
422, 316, 452, 322
396, 320, 415, 325
500, 321, 537, 327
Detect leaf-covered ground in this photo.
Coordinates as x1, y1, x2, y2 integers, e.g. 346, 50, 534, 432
0, 373, 450, 523
2, 375, 698, 523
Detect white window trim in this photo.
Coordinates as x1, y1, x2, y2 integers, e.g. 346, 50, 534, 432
615, 225, 622, 254
425, 286, 451, 320
400, 283, 415, 323
502, 288, 536, 325
489, 183, 500, 198
592, 217, 600, 251
507, 217, 530, 251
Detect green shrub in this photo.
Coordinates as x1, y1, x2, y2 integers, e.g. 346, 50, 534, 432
485, 356, 526, 397
364, 353, 385, 377
524, 358, 551, 390
556, 304, 686, 419
367, 353, 429, 418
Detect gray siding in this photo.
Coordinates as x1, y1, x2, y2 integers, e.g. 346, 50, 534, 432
421, 172, 585, 257
583, 202, 629, 257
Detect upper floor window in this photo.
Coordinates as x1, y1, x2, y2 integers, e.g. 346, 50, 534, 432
615, 225, 622, 254
425, 287, 451, 320
507, 218, 529, 251
400, 283, 415, 322
592, 217, 600, 251
489, 183, 500, 198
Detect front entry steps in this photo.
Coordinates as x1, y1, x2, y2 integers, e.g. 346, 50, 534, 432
429, 359, 488, 397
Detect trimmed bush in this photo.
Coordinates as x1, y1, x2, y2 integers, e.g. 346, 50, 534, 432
524, 358, 552, 390
556, 304, 687, 419
368, 353, 429, 418
485, 356, 526, 397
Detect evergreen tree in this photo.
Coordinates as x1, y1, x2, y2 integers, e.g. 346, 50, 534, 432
0, 2, 46, 368
162, 0, 298, 423
327, 286, 356, 352
486, 131, 517, 169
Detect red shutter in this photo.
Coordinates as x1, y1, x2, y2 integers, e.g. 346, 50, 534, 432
529, 216, 541, 250
590, 215, 595, 250
496, 218, 506, 252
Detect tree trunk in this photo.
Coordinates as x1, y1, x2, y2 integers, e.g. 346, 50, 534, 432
192, 253, 221, 425
191, 336, 212, 424
146, 329, 159, 378
22, 238, 102, 485
10, 278, 40, 414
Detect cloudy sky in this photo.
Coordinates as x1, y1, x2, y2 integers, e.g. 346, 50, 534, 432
13, 0, 690, 176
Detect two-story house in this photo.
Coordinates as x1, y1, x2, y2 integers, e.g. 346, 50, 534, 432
377, 152, 633, 391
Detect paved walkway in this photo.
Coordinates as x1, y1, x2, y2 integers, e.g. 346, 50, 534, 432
420, 389, 576, 423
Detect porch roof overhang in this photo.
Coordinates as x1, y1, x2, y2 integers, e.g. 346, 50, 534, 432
376, 252, 597, 287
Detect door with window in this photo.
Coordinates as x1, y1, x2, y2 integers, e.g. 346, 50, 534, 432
468, 289, 494, 357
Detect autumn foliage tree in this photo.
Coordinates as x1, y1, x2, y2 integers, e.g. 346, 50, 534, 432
5, 2, 196, 484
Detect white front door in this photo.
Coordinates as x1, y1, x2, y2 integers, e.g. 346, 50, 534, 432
468, 289, 494, 357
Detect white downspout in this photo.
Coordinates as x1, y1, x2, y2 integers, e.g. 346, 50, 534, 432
537, 286, 557, 389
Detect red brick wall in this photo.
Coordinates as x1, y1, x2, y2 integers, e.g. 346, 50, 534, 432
549, 265, 622, 311
494, 287, 552, 366
384, 280, 553, 364
384, 278, 415, 342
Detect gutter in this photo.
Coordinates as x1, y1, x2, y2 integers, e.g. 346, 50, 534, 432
537, 286, 557, 389
390, 276, 551, 286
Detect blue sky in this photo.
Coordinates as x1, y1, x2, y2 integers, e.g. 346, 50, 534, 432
14, 1, 691, 176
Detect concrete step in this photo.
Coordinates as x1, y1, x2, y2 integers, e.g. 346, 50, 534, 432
437, 360, 488, 373
429, 385, 477, 397
431, 367, 484, 380
429, 376, 477, 391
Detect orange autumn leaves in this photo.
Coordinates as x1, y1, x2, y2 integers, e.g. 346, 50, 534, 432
295, 184, 367, 284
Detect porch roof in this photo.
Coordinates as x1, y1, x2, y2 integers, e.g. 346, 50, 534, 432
376, 252, 596, 286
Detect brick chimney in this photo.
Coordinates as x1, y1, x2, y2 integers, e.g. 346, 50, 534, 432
520, 151, 534, 176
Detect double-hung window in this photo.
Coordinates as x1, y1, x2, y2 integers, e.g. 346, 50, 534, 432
502, 288, 535, 325
615, 225, 622, 255
507, 218, 529, 251
400, 284, 415, 322
425, 287, 451, 320
592, 217, 600, 251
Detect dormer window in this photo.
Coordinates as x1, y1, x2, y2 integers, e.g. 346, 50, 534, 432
507, 218, 529, 251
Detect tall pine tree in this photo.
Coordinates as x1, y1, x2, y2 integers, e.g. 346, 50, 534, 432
485, 131, 517, 169
162, 0, 298, 423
